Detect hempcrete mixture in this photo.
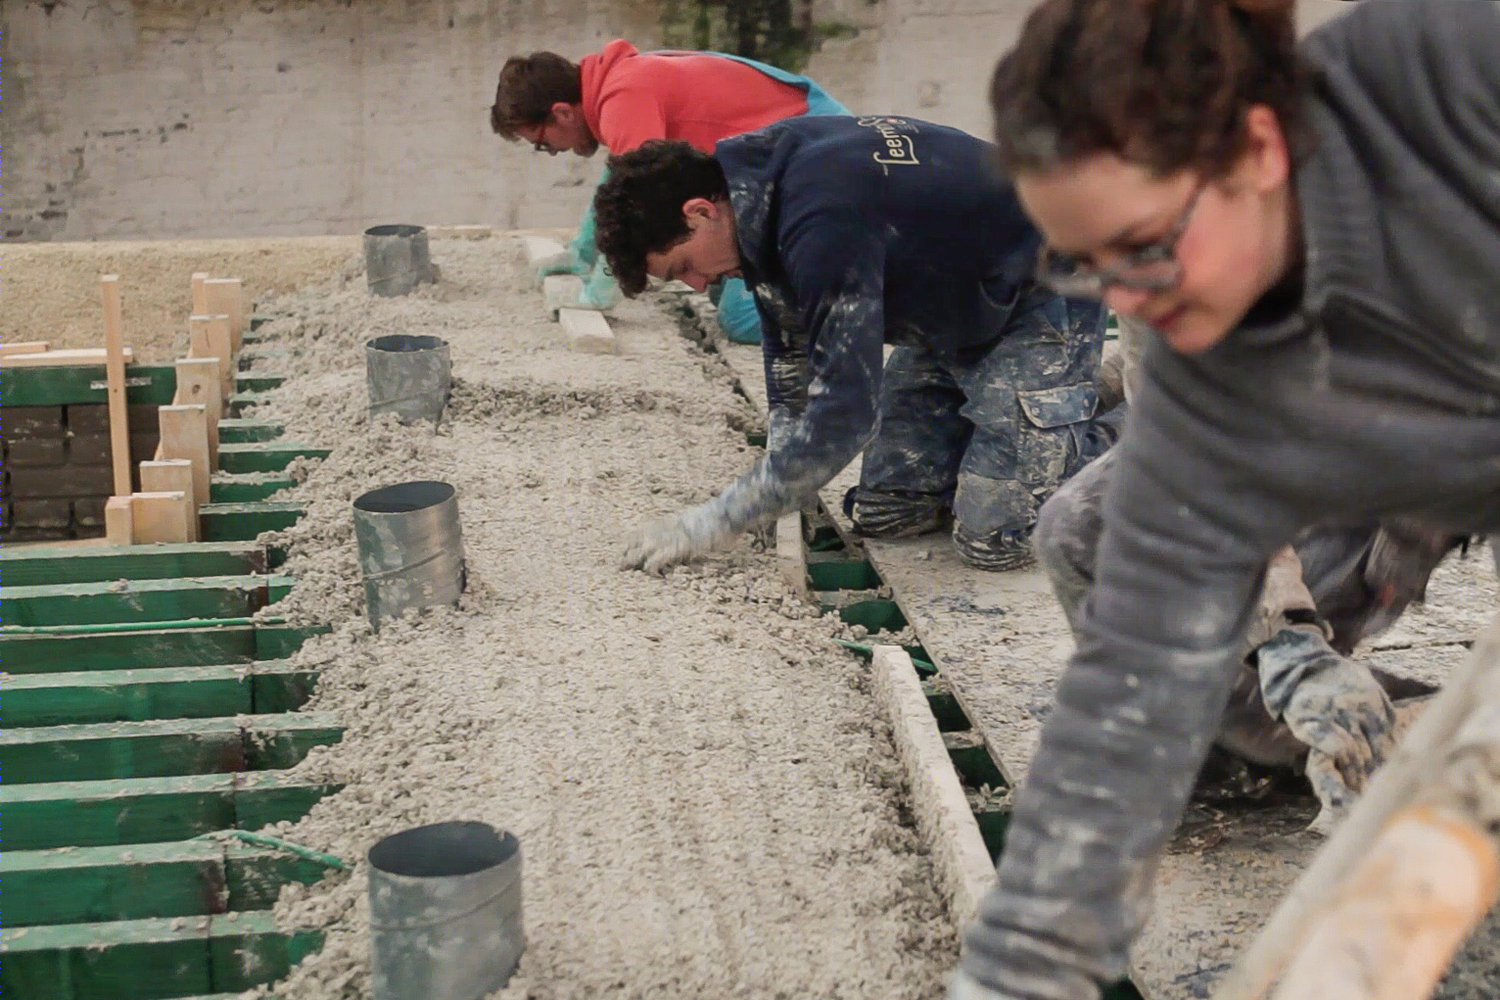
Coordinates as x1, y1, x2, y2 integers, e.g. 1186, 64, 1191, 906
235, 235, 956, 999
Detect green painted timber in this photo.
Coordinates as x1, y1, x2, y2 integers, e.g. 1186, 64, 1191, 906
0, 364, 176, 407
249, 312, 277, 330
1, 574, 296, 627
1, 771, 341, 850
0, 912, 322, 1000
235, 372, 287, 392
217, 442, 329, 474
199, 501, 307, 541
226, 391, 272, 416
973, 803, 1010, 860
3, 660, 318, 728
217, 418, 283, 443
0, 541, 268, 586
0, 623, 326, 674
210, 473, 297, 503
944, 730, 1008, 790
2, 712, 343, 784
818, 597, 909, 633
806, 556, 882, 592
3, 839, 333, 927
921, 679, 968, 732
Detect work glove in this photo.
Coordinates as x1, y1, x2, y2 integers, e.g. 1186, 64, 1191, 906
1255, 624, 1397, 835
533, 247, 590, 286
620, 503, 732, 576
567, 262, 622, 312
949, 969, 1031, 1000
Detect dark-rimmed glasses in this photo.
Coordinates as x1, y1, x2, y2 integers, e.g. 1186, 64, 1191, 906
1036, 182, 1205, 298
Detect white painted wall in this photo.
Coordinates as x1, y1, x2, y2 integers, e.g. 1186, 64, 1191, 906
2, 0, 1359, 242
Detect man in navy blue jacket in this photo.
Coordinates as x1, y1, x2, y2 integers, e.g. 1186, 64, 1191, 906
594, 115, 1118, 573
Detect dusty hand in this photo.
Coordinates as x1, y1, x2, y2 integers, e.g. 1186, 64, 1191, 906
1257, 627, 1397, 834
533, 248, 589, 284
620, 513, 715, 575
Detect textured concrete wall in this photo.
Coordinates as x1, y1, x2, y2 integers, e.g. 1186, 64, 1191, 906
3, 0, 1359, 243
2, 0, 658, 241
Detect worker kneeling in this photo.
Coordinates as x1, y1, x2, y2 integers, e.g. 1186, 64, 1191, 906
595, 115, 1120, 574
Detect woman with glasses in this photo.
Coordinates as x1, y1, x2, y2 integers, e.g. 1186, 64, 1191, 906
953, 2, 1500, 999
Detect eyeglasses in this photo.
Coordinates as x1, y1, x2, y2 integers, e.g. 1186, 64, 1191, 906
1036, 182, 1205, 299
530, 119, 559, 154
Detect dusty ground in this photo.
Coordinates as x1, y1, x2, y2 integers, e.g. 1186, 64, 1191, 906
237, 236, 956, 999
0, 236, 358, 361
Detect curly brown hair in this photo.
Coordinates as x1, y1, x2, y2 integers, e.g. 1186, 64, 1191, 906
989, 0, 1310, 178
490, 52, 582, 139
593, 141, 730, 297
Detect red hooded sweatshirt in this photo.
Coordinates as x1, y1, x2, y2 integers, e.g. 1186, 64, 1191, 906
579, 40, 810, 155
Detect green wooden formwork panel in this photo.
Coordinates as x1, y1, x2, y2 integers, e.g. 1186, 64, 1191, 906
1, 772, 341, 850
216, 418, 283, 443
216, 442, 329, 474
2, 840, 335, 927
198, 502, 307, 541
0, 623, 327, 674
0, 364, 176, 407
234, 372, 287, 393
0, 542, 268, 587
0, 913, 323, 1000
1, 712, 343, 784
3, 660, 318, 728
209, 474, 297, 503
1, 574, 296, 627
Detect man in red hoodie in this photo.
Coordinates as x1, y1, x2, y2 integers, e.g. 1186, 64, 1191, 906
490, 40, 848, 341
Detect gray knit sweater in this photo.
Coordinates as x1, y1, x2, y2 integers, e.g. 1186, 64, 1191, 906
961, 3, 1500, 998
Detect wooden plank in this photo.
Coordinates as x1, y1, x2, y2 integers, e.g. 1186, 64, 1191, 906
157, 403, 212, 506
872, 645, 997, 933
105, 495, 135, 546
558, 307, 617, 353
175, 356, 224, 465
0, 623, 326, 674
0, 363, 175, 406
199, 500, 307, 541
776, 512, 811, 600
0, 912, 323, 1000
1, 712, 343, 784
236, 371, 287, 392
138, 462, 201, 541
0, 346, 135, 367
188, 313, 234, 397
217, 441, 329, 474
210, 472, 296, 503
101, 274, 135, 496
203, 277, 246, 351
1, 573, 295, 627
226, 389, 273, 416
0, 340, 50, 355
217, 418, 283, 443
2, 839, 334, 927
2, 659, 316, 728
130, 489, 195, 545
0, 540, 266, 586
0, 771, 341, 850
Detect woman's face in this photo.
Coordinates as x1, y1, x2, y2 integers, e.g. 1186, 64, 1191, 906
1014, 106, 1296, 354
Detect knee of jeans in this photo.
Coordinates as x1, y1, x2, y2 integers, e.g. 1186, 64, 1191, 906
951, 474, 1040, 571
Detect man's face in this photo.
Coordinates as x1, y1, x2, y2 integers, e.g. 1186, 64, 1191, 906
517, 103, 598, 157
645, 199, 741, 293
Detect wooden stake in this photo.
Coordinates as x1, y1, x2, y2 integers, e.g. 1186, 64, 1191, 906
100, 275, 133, 497
203, 278, 245, 352
191, 272, 210, 315
173, 357, 223, 466
130, 491, 194, 544
188, 314, 234, 398
139, 460, 199, 542
776, 512, 810, 601
1270, 805, 1500, 1000
104, 496, 135, 546
156, 404, 211, 507
0, 341, 50, 356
